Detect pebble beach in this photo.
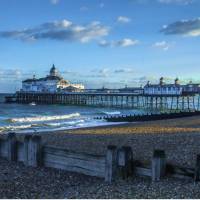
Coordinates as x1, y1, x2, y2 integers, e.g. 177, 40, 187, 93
1, 116, 200, 198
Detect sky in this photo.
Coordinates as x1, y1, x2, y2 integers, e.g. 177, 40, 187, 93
0, 0, 200, 92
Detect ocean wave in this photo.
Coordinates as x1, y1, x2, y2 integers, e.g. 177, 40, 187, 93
0, 124, 33, 132
8, 113, 80, 123
102, 111, 121, 115
46, 119, 85, 127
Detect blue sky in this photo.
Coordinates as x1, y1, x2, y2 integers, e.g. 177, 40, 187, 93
0, 0, 200, 92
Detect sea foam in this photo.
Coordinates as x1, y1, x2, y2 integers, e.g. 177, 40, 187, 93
103, 111, 121, 115
9, 113, 80, 123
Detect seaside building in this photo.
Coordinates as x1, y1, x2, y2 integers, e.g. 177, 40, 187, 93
22, 65, 84, 93
183, 81, 200, 94
119, 85, 144, 94
144, 77, 183, 95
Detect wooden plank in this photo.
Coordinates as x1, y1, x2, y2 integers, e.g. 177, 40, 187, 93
166, 164, 194, 178
44, 146, 105, 161
43, 145, 106, 179
135, 166, 152, 177
43, 147, 105, 166
44, 160, 105, 178
43, 153, 105, 173
170, 174, 194, 180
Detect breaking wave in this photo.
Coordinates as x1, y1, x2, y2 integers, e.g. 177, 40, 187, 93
8, 113, 80, 123
46, 119, 85, 127
0, 124, 33, 132
102, 111, 121, 115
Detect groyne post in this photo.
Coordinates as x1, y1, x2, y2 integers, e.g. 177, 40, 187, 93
194, 154, 200, 182
117, 146, 133, 179
23, 135, 31, 166
24, 135, 42, 167
7, 132, 17, 161
105, 145, 118, 183
152, 149, 166, 181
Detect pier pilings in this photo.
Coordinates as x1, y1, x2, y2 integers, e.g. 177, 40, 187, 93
14, 92, 200, 111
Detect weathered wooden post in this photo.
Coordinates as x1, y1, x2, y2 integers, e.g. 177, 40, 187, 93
0, 138, 2, 158
152, 149, 166, 181
23, 135, 32, 166
25, 135, 42, 167
194, 154, 200, 182
117, 146, 133, 179
30, 135, 42, 167
7, 132, 17, 161
0, 138, 3, 157
105, 145, 117, 183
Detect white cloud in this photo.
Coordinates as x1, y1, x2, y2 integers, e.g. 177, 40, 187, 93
116, 38, 139, 47
117, 16, 131, 23
114, 68, 135, 73
99, 38, 139, 48
98, 40, 110, 47
153, 41, 171, 51
0, 19, 110, 44
161, 18, 200, 37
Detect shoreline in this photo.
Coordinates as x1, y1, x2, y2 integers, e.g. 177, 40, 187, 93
0, 121, 131, 135
2, 113, 200, 136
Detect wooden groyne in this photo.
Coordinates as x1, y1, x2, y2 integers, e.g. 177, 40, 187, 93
0, 132, 200, 183
5, 91, 200, 111
97, 111, 200, 122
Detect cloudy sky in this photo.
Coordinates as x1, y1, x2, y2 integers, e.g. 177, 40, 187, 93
0, 0, 200, 92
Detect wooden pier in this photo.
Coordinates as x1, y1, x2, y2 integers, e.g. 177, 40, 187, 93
6, 91, 200, 111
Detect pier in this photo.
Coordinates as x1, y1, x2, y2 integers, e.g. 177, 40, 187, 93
6, 91, 200, 111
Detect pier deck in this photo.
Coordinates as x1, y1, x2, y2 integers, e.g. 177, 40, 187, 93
5, 91, 200, 111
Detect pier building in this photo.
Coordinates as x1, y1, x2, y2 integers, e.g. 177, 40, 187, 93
5, 71, 200, 111
22, 64, 84, 93
144, 77, 182, 95
183, 81, 200, 94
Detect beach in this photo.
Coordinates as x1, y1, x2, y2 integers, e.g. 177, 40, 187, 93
1, 115, 200, 198
1, 157, 200, 199
39, 115, 200, 167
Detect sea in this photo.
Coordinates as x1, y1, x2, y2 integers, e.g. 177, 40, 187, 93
0, 93, 146, 134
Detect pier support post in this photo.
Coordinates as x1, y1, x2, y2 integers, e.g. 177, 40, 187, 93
23, 135, 31, 166
194, 154, 200, 182
117, 146, 133, 179
7, 132, 17, 161
105, 145, 117, 183
24, 135, 42, 167
152, 149, 166, 181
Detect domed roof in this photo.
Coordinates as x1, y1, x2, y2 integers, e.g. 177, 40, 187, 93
159, 77, 164, 85
50, 64, 59, 76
